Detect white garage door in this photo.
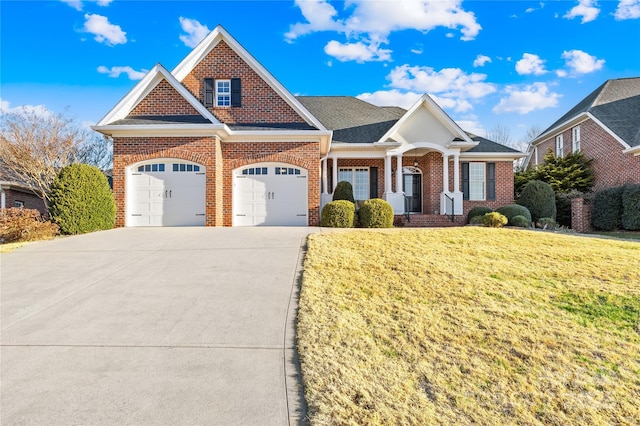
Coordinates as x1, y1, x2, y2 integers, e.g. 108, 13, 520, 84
233, 163, 308, 226
127, 160, 206, 227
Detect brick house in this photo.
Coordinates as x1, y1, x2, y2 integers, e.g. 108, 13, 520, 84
524, 77, 640, 191
0, 166, 47, 215
93, 25, 523, 227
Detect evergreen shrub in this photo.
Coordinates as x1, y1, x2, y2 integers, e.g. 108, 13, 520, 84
359, 198, 394, 228
321, 200, 355, 228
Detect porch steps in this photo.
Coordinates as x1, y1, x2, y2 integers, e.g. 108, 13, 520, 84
395, 214, 464, 228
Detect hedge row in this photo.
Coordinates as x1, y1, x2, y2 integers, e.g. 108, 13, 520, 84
592, 184, 640, 231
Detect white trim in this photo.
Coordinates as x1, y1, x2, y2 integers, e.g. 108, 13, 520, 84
531, 113, 590, 146
377, 94, 475, 145
94, 64, 219, 127
215, 79, 231, 107
460, 152, 525, 161
623, 145, 640, 156
171, 25, 327, 131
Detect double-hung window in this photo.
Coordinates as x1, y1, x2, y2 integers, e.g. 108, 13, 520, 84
572, 126, 581, 153
462, 162, 495, 201
216, 79, 231, 107
556, 134, 564, 157
338, 168, 369, 201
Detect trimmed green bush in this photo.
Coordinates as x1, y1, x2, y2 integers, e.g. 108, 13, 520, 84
49, 164, 116, 235
591, 186, 624, 231
332, 181, 355, 203
518, 180, 556, 223
0, 208, 59, 243
469, 215, 484, 226
467, 206, 493, 223
482, 212, 508, 228
537, 217, 557, 230
495, 204, 532, 225
622, 184, 640, 231
321, 200, 355, 228
511, 215, 530, 228
359, 198, 394, 228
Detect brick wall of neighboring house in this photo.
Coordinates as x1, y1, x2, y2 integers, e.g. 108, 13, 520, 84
129, 80, 201, 117
222, 141, 320, 226
535, 119, 640, 191
113, 137, 320, 227
181, 41, 305, 125
3, 188, 46, 216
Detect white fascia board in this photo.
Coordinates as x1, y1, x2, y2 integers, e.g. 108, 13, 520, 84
531, 113, 590, 146
91, 124, 224, 138
623, 145, 640, 156
460, 152, 526, 161
377, 94, 473, 144
586, 112, 631, 149
171, 25, 327, 131
95, 64, 219, 127
448, 141, 479, 150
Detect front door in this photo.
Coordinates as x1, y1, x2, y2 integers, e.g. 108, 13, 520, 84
403, 173, 422, 213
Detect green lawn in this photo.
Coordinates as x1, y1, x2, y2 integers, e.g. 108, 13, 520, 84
298, 227, 640, 425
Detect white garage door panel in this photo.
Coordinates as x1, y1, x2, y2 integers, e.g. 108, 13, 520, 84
233, 164, 308, 226
127, 161, 205, 227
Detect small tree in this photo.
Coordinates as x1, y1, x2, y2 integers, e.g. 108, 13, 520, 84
0, 107, 112, 208
332, 181, 355, 203
518, 180, 556, 222
537, 150, 594, 194
49, 164, 115, 234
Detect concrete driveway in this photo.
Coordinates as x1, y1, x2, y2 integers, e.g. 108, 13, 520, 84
1, 227, 316, 425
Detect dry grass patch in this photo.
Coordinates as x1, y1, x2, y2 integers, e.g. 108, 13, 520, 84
298, 227, 640, 425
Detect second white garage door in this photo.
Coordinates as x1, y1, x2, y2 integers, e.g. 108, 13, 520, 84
233, 163, 308, 226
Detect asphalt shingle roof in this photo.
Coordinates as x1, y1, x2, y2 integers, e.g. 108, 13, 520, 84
542, 77, 640, 148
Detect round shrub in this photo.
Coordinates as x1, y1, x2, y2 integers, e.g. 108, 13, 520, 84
482, 212, 508, 228
510, 215, 530, 228
591, 186, 624, 231
359, 198, 394, 228
537, 217, 557, 230
332, 181, 355, 203
495, 204, 532, 225
469, 215, 484, 226
49, 164, 115, 235
517, 180, 556, 223
621, 184, 640, 231
467, 206, 492, 223
321, 200, 355, 228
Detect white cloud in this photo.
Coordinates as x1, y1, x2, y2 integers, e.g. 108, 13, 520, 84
0, 98, 52, 118
178, 17, 210, 48
97, 0, 113, 5
473, 54, 491, 67
456, 119, 485, 136
324, 40, 392, 63
561, 49, 605, 74
82, 13, 126, 46
493, 82, 561, 114
97, 65, 147, 80
556, 69, 568, 77
515, 53, 548, 75
614, 0, 640, 19
430, 94, 473, 112
526, 2, 545, 13
357, 90, 421, 109
286, 0, 481, 62
61, 0, 82, 11
411, 47, 423, 55
564, 0, 600, 23
387, 65, 496, 100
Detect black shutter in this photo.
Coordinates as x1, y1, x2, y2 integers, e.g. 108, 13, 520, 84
204, 78, 214, 106
487, 163, 496, 200
462, 162, 469, 200
369, 167, 378, 199
231, 78, 241, 107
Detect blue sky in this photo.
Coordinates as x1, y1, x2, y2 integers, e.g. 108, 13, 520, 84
1, 0, 639, 145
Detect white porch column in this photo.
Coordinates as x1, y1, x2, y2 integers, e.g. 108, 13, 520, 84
332, 157, 338, 192
395, 154, 403, 193
384, 155, 393, 194
442, 153, 449, 193
453, 153, 460, 193
322, 158, 328, 194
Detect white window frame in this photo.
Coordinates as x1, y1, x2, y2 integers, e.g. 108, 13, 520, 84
215, 79, 231, 107
468, 162, 485, 201
556, 134, 564, 157
572, 126, 581, 153
338, 167, 369, 201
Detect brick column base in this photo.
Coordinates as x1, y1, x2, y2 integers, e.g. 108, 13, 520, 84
571, 197, 592, 233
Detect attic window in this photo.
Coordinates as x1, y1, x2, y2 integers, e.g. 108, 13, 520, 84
216, 79, 231, 106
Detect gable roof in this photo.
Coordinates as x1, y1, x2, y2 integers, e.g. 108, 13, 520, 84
535, 77, 640, 148
466, 134, 521, 153
94, 63, 220, 127
172, 25, 326, 131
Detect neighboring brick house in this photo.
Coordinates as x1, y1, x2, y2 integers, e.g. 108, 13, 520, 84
93, 25, 523, 227
0, 166, 47, 215
524, 77, 640, 191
